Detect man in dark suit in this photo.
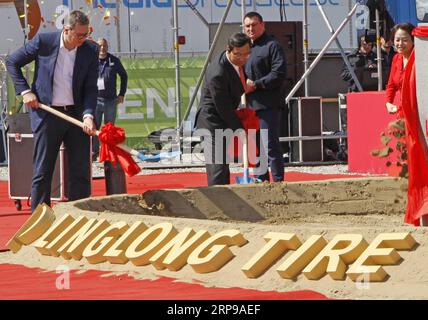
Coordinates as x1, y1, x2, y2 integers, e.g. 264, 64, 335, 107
195, 32, 251, 185
6, 10, 98, 212
244, 12, 287, 182
341, 35, 377, 92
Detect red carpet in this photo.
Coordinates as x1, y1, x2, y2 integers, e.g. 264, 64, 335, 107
0, 170, 364, 299
0, 264, 328, 300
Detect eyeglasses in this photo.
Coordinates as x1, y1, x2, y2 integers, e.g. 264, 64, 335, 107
74, 32, 89, 39
69, 28, 89, 39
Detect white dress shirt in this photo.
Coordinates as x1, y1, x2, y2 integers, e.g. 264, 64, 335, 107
51, 31, 76, 106
21, 32, 93, 121
226, 51, 240, 77
226, 51, 246, 107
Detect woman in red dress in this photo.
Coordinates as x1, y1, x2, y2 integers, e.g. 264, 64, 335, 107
385, 23, 415, 116
386, 23, 428, 226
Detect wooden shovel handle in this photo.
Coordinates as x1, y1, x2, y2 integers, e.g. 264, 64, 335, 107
38, 103, 100, 135
38, 103, 138, 156
240, 94, 248, 170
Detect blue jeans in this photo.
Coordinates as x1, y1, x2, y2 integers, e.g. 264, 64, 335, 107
92, 98, 118, 156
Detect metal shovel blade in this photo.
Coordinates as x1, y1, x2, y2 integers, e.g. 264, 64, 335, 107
235, 168, 255, 184
137, 150, 181, 162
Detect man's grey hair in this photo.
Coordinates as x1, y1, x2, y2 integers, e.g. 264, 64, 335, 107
63, 10, 90, 28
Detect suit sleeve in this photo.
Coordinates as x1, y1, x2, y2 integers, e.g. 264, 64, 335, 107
385, 55, 399, 104
116, 58, 128, 97
341, 55, 354, 82
209, 74, 243, 131
253, 42, 287, 90
5, 34, 41, 95
82, 46, 99, 117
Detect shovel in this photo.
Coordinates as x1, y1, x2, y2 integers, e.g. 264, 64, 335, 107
38, 103, 180, 163
234, 94, 256, 184
234, 132, 255, 184
39, 103, 141, 159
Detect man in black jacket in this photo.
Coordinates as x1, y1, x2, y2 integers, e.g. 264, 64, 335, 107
244, 12, 287, 182
92, 38, 128, 160
195, 33, 251, 185
341, 36, 377, 92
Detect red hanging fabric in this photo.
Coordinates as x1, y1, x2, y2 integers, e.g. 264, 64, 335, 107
412, 26, 428, 37
401, 50, 428, 225
98, 123, 141, 177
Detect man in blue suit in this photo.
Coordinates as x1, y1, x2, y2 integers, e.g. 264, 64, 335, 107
6, 10, 99, 212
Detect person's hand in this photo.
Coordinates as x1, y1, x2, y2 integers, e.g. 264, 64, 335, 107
23, 92, 39, 109
246, 79, 256, 93
117, 95, 124, 104
82, 117, 97, 136
386, 102, 398, 114
368, 63, 376, 69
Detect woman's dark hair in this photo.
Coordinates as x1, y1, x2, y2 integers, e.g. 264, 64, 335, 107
391, 23, 416, 42
227, 32, 251, 52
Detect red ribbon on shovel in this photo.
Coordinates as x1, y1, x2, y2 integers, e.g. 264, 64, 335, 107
98, 123, 141, 177
229, 108, 260, 167
37, 104, 142, 177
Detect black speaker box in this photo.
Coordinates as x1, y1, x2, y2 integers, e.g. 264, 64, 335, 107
289, 97, 323, 162
7, 133, 69, 201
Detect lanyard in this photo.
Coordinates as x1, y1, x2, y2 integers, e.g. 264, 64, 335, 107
99, 57, 110, 77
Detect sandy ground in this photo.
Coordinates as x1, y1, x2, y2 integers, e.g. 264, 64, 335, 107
1, 177, 427, 300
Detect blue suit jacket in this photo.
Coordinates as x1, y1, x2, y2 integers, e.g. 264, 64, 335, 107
6, 32, 99, 132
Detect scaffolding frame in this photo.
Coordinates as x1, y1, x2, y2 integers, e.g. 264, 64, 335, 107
177, 2, 360, 164
0, 56, 8, 165
2, 1, 377, 166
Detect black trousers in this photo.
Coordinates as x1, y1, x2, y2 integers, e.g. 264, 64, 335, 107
203, 132, 231, 186
255, 108, 284, 182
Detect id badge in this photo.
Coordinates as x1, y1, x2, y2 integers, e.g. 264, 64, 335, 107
97, 78, 105, 90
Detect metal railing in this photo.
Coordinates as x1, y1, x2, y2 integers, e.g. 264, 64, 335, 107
112, 51, 208, 60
